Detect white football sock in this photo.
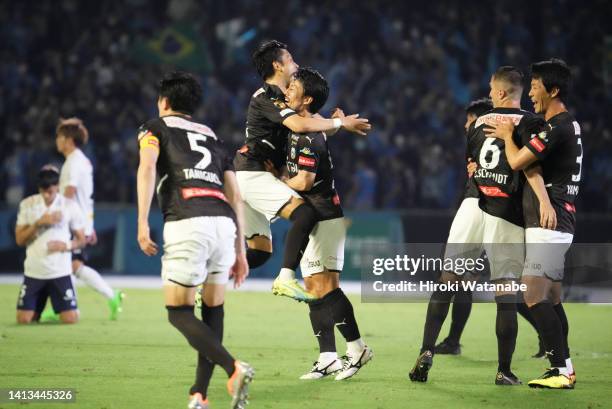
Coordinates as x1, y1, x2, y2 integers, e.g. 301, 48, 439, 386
347, 338, 366, 356
566, 358, 574, 374
278, 268, 295, 281
319, 352, 338, 365
75, 265, 114, 299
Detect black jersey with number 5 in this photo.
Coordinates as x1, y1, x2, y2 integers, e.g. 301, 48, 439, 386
522, 112, 582, 234
467, 107, 545, 226
137, 115, 235, 222
286, 131, 343, 221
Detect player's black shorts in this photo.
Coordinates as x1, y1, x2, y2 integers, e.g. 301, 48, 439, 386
16, 275, 78, 314
71, 247, 88, 263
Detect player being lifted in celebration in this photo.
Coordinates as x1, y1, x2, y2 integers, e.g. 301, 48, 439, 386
485, 59, 581, 389
234, 40, 371, 302
136, 72, 253, 409
282, 68, 373, 380
55, 118, 124, 320
15, 166, 86, 324
409, 66, 555, 386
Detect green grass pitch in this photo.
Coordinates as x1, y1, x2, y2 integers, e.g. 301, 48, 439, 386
0, 284, 611, 409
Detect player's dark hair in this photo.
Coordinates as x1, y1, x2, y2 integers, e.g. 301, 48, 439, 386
493, 66, 524, 98
158, 71, 202, 115
37, 165, 60, 189
293, 67, 329, 114
530, 58, 572, 102
465, 98, 492, 117
56, 117, 89, 146
252, 40, 288, 80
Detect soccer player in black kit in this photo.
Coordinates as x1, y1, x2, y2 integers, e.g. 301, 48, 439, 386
136, 72, 253, 409
485, 59, 581, 389
234, 40, 371, 302
281, 67, 373, 380
434, 98, 492, 356
409, 66, 555, 386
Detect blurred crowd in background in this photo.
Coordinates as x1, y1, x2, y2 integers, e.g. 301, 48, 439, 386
2, 0, 611, 211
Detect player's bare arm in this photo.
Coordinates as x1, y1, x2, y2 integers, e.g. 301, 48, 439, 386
524, 164, 557, 230
136, 145, 159, 256
283, 112, 371, 135
14, 211, 62, 246
313, 107, 345, 136
285, 170, 316, 192
47, 228, 87, 253
223, 170, 249, 288
484, 120, 538, 170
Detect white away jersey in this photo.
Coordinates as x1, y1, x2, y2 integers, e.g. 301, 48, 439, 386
16, 194, 85, 279
59, 148, 94, 235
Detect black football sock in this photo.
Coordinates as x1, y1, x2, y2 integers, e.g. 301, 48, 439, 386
324, 288, 361, 342
421, 289, 454, 354
246, 248, 271, 268
167, 306, 235, 377
190, 304, 225, 397
517, 292, 538, 330
308, 298, 336, 353
495, 294, 518, 373
529, 301, 566, 368
553, 303, 570, 360
447, 289, 472, 345
282, 204, 318, 270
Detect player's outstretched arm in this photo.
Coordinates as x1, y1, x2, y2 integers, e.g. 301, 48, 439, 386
524, 164, 557, 230
285, 170, 316, 192
136, 146, 159, 256
283, 112, 371, 135
223, 170, 249, 288
313, 108, 345, 137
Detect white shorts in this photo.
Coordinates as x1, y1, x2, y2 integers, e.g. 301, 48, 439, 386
444, 198, 525, 281
161, 216, 236, 287
236, 171, 301, 239
523, 227, 574, 282
300, 218, 346, 277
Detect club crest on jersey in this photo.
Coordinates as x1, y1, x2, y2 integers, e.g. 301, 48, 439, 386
537, 130, 549, 141
300, 147, 312, 156
273, 100, 288, 109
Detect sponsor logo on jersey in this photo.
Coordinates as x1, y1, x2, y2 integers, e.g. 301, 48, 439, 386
478, 186, 510, 198
564, 202, 576, 213
298, 156, 316, 168
273, 100, 287, 109
181, 187, 227, 201
529, 138, 546, 152
333, 193, 341, 206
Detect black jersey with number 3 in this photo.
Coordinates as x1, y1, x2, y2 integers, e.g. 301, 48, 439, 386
137, 115, 235, 222
467, 108, 545, 226
286, 131, 343, 221
234, 83, 297, 172
522, 112, 582, 234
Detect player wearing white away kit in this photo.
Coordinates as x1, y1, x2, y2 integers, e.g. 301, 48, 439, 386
55, 118, 123, 320
15, 166, 86, 324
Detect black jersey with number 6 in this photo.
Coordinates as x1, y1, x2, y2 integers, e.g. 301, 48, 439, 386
286, 131, 343, 221
467, 107, 545, 226
522, 112, 582, 234
137, 115, 235, 222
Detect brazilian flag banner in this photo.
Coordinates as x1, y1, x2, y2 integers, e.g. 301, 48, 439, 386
132, 23, 212, 72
